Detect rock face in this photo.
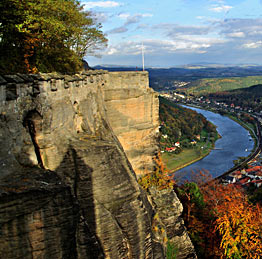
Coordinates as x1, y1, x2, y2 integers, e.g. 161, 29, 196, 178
0, 71, 163, 258
0, 71, 196, 259
148, 188, 197, 259
103, 72, 159, 176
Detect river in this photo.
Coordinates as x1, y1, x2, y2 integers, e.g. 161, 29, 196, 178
174, 105, 254, 181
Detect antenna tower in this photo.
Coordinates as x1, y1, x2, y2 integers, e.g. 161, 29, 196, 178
142, 42, 145, 71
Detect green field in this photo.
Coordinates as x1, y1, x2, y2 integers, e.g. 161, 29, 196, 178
180, 76, 262, 96
162, 141, 213, 172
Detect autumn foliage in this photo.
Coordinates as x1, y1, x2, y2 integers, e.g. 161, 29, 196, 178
176, 174, 262, 258
138, 152, 175, 190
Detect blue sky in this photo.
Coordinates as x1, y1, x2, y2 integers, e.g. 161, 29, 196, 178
81, 0, 262, 67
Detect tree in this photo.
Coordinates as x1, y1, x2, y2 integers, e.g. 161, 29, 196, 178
175, 173, 262, 258
201, 181, 262, 259
0, 0, 28, 72
0, 0, 107, 74
177, 182, 204, 224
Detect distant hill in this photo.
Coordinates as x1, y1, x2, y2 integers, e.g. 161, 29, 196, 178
178, 76, 262, 96
206, 84, 262, 113
231, 83, 262, 96
94, 65, 262, 92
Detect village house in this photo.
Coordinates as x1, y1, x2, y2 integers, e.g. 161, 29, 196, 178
251, 179, 262, 188
165, 147, 176, 152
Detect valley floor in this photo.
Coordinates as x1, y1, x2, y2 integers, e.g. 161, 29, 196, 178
162, 144, 212, 173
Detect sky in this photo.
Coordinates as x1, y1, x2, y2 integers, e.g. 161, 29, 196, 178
81, 0, 262, 67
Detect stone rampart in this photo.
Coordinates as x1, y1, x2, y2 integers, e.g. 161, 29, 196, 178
0, 70, 197, 259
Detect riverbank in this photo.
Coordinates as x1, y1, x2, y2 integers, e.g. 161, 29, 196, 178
184, 104, 258, 159
162, 128, 220, 173
163, 103, 255, 178
162, 148, 211, 173
184, 103, 257, 146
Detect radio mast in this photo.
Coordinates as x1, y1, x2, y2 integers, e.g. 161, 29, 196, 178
142, 42, 145, 71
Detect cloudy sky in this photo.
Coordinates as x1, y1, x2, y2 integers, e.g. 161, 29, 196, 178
81, 0, 262, 67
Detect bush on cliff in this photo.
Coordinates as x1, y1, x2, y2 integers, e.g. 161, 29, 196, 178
138, 152, 175, 191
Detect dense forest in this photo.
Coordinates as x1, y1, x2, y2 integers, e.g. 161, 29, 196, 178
176, 175, 262, 259
159, 97, 217, 150
206, 84, 262, 113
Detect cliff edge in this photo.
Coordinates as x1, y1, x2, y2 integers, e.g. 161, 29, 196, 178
0, 71, 162, 258
103, 72, 159, 176
0, 71, 196, 258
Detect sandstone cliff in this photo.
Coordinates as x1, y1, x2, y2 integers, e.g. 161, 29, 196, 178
103, 72, 159, 176
0, 71, 163, 258
0, 71, 196, 259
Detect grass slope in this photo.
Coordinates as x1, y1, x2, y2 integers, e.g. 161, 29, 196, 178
180, 76, 262, 96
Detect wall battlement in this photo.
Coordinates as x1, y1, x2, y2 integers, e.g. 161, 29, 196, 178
0, 70, 149, 107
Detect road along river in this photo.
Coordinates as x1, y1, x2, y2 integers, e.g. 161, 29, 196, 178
174, 106, 254, 181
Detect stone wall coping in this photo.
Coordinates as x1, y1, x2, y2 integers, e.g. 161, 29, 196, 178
0, 70, 150, 105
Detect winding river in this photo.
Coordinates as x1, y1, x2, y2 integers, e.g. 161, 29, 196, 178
174, 105, 254, 181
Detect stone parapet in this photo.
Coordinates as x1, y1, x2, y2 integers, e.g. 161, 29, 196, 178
0, 71, 150, 106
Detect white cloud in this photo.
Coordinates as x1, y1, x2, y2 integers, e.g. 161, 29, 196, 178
176, 35, 226, 45
153, 23, 211, 37
91, 12, 109, 23
118, 13, 130, 19
84, 1, 121, 9
107, 47, 118, 55
242, 41, 262, 49
102, 37, 220, 58
227, 32, 245, 38
196, 16, 206, 20
107, 12, 153, 34
103, 42, 144, 56
209, 5, 233, 13
217, 18, 262, 41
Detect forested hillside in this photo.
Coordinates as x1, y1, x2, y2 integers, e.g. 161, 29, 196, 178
159, 97, 217, 149
206, 84, 262, 113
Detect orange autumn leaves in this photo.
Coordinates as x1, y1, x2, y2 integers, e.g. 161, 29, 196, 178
139, 160, 262, 258
138, 152, 175, 191
178, 176, 262, 258
209, 185, 262, 259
